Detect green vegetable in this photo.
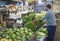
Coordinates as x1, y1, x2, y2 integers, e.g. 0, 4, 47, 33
37, 28, 48, 39
0, 27, 34, 41
22, 13, 36, 25
24, 21, 35, 32
36, 18, 43, 27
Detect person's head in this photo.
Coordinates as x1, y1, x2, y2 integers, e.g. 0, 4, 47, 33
45, 4, 51, 11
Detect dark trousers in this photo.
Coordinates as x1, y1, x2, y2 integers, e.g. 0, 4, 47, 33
47, 25, 56, 41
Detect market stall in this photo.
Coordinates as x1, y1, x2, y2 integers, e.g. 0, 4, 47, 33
0, 10, 48, 40
0, 0, 59, 41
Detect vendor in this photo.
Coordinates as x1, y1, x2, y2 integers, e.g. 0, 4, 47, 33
40, 4, 56, 41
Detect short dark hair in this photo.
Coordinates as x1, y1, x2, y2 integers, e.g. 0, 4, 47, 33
47, 4, 51, 9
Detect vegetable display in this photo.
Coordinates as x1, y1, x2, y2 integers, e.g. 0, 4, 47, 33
0, 12, 48, 41
24, 21, 35, 32
22, 13, 36, 25
36, 28, 48, 39
0, 38, 12, 41
0, 27, 34, 41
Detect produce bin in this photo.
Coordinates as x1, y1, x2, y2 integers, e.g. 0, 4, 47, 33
28, 20, 47, 41
28, 33, 47, 41
28, 33, 37, 41
6, 18, 16, 28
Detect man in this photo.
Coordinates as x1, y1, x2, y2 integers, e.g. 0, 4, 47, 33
40, 4, 56, 41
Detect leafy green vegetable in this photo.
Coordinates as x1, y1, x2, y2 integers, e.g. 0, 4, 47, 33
24, 21, 35, 32
0, 27, 34, 41
36, 28, 48, 39
22, 13, 36, 25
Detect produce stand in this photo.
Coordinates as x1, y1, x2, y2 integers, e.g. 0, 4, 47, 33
28, 30, 47, 41
28, 13, 60, 41
0, 6, 48, 41
0, 12, 48, 41
28, 20, 47, 41
0, 0, 49, 41
28, 29, 47, 41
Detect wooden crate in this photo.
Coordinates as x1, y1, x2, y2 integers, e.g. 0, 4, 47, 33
28, 33, 37, 41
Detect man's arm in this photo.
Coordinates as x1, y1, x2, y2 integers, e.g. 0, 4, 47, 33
40, 12, 49, 21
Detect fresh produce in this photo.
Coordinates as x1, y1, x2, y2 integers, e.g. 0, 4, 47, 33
36, 28, 48, 39
36, 18, 43, 28
0, 27, 34, 41
22, 13, 36, 24
0, 8, 9, 18
29, 13, 36, 20
0, 38, 12, 41
22, 15, 30, 24
24, 21, 35, 32
36, 11, 46, 18
22, 12, 46, 28
40, 28, 48, 36
37, 32, 46, 39
0, 12, 47, 41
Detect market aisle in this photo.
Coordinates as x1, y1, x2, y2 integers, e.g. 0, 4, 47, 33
53, 1, 60, 41
54, 20, 60, 41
